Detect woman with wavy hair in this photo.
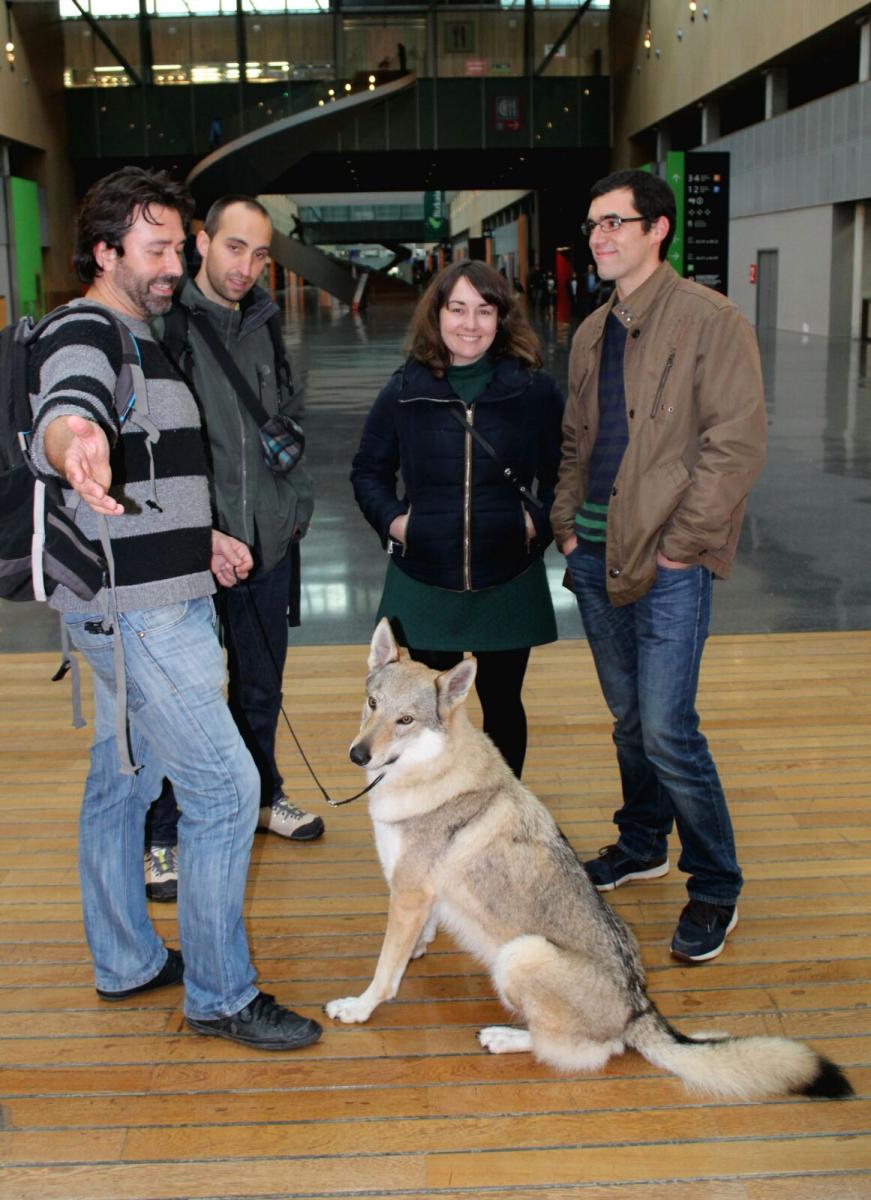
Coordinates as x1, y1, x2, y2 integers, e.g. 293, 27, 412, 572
351, 260, 563, 777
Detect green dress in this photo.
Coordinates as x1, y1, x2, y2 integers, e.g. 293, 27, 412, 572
375, 356, 558, 652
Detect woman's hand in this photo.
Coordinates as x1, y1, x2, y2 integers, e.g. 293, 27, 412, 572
524, 511, 536, 541
388, 513, 409, 544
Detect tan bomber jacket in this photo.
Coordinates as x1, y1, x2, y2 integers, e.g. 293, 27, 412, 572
551, 261, 766, 607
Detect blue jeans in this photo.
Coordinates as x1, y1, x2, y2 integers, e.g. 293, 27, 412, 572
148, 546, 294, 845
65, 596, 260, 1019
567, 547, 742, 906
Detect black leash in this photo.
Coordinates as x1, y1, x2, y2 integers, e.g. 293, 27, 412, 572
231, 574, 382, 807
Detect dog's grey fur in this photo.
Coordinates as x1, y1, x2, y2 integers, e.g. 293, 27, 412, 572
325, 620, 852, 1100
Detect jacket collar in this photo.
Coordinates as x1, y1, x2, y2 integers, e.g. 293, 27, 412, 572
609, 260, 679, 331
581, 261, 679, 348
398, 354, 531, 401
180, 277, 278, 334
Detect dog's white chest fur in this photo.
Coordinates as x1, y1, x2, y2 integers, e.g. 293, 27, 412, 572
372, 818, 404, 883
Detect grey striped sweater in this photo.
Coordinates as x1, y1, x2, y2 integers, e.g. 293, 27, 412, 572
29, 303, 215, 613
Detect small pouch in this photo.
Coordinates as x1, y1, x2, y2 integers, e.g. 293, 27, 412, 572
259, 414, 305, 475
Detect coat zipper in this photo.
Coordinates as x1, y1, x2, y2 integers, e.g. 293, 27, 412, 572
650, 351, 675, 418
398, 384, 530, 589
463, 406, 473, 590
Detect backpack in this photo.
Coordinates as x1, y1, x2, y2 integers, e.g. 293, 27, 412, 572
0, 303, 142, 604
0, 303, 151, 776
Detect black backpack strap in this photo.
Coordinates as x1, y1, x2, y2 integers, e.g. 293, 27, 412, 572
27, 303, 139, 430
158, 300, 195, 387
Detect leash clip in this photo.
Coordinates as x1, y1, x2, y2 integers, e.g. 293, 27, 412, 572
325, 773, 384, 806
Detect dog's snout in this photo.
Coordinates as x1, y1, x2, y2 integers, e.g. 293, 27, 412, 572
350, 742, 371, 767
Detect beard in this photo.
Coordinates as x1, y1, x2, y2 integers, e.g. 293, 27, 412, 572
116, 263, 179, 317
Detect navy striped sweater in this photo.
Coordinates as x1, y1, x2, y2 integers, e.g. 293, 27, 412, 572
29, 303, 215, 613
575, 311, 628, 546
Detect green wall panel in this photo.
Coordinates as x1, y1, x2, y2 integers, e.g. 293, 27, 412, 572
10, 177, 43, 320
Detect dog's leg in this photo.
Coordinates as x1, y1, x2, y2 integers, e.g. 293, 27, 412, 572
411, 906, 439, 960
325, 888, 433, 1023
488, 934, 630, 1074
478, 1027, 533, 1054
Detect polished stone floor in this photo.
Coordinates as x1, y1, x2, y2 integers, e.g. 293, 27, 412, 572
2, 289, 870, 652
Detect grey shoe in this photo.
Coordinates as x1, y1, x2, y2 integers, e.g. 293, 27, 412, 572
186, 991, 323, 1050
259, 795, 324, 841
145, 844, 178, 902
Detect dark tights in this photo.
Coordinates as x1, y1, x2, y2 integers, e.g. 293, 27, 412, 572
407, 645, 531, 778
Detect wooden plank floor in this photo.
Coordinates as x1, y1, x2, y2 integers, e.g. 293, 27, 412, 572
1, 631, 869, 1200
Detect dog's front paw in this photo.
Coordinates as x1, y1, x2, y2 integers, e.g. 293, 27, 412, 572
324, 995, 375, 1024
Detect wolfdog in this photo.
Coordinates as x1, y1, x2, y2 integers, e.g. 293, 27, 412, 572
325, 619, 852, 1100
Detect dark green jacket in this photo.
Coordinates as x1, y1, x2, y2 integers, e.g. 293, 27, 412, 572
153, 279, 314, 573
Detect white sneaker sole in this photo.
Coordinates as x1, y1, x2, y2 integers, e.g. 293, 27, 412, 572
595, 859, 670, 892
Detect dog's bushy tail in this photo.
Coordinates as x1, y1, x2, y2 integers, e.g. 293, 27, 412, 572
625, 1008, 853, 1100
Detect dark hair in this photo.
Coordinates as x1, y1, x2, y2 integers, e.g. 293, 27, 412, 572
74, 167, 194, 284
406, 260, 542, 377
590, 168, 676, 260
203, 195, 272, 239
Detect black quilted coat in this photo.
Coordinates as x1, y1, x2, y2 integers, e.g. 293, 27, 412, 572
350, 356, 564, 592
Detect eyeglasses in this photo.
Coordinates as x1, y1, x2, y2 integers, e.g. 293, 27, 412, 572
581, 215, 647, 238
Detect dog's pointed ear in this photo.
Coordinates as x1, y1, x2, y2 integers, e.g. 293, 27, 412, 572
368, 617, 401, 671
436, 656, 477, 716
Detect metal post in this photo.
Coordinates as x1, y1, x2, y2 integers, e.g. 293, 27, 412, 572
332, 0, 343, 82
523, 0, 534, 79
138, 0, 153, 87
236, 0, 248, 126
851, 202, 865, 340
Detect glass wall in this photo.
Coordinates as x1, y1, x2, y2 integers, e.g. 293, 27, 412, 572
61, 1, 609, 88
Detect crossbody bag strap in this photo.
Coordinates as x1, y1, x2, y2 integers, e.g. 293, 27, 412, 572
186, 309, 270, 427
448, 406, 544, 510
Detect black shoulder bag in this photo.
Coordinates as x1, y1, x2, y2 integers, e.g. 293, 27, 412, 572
187, 309, 305, 476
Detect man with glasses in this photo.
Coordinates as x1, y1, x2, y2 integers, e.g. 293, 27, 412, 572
552, 169, 766, 962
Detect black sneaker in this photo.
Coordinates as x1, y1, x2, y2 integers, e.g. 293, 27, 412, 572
186, 991, 323, 1050
670, 900, 738, 962
97, 947, 184, 1000
583, 844, 670, 892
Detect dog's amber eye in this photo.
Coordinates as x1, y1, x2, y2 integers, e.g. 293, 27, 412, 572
397, 714, 414, 725
367, 696, 377, 709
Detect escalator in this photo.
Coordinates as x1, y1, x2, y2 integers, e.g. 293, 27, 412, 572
187, 76, 418, 307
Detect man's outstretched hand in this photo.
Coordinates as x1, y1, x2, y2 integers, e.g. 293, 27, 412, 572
45, 414, 124, 516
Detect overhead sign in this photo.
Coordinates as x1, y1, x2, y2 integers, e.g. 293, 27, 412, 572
494, 95, 522, 133
424, 191, 449, 240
